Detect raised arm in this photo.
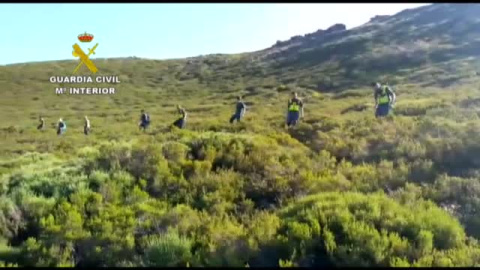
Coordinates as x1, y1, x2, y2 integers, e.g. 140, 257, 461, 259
300, 100, 305, 118
180, 108, 187, 118
389, 89, 396, 104
374, 91, 379, 107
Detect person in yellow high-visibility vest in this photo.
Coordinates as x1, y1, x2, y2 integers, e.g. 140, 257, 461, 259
374, 82, 396, 118
286, 92, 304, 127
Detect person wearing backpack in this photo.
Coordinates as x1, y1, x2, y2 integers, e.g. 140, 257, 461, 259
173, 105, 187, 129
57, 118, 66, 135
139, 110, 150, 131
286, 92, 304, 128
230, 96, 247, 124
373, 82, 396, 118
37, 116, 45, 131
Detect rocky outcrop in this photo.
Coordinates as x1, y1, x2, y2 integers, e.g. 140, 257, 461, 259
369, 15, 390, 23
325, 23, 346, 34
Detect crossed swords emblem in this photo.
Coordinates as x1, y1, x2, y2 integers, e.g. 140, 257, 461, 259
72, 43, 99, 74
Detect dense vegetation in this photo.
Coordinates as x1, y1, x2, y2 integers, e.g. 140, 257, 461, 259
2, 3, 480, 267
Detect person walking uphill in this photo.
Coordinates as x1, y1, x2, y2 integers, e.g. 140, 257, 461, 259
84, 116, 91, 135
37, 116, 45, 130
374, 82, 396, 118
230, 96, 247, 124
286, 92, 304, 128
57, 118, 66, 135
173, 105, 187, 129
139, 110, 151, 131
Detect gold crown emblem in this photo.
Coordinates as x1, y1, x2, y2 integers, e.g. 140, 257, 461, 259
78, 32, 94, 43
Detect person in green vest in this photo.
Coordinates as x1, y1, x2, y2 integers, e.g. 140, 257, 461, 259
374, 82, 396, 118
286, 92, 304, 127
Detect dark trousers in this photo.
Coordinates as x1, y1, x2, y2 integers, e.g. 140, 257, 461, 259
173, 118, 186, 129
57, 127, 65, 135
230, 112, 243, 123
375, 103, 390, 118
140, 121, 150, 131
286, 111, 300, 127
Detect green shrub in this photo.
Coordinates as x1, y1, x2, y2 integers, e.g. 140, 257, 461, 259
141, 231, 193, 267
276, 192, 473, 267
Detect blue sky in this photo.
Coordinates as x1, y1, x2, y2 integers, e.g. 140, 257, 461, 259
0, 3, 428, 65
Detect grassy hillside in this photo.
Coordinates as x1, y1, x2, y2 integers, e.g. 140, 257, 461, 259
2, 3, 480, 267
